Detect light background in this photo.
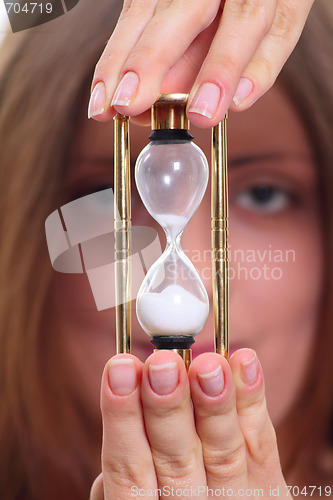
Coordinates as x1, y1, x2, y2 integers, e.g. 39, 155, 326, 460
0, 3, 10, 44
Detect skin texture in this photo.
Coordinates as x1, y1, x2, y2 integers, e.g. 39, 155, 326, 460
89, 0, 314, 127
52, 84, 323, 498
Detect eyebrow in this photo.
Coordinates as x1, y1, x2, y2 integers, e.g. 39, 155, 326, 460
228, 151, 313, 167
72, 151, 312, 169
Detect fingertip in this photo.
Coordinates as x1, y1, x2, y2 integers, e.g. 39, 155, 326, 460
229, 348, 264, 393
88, 81, 116, 122
187, 110, 221, 129
189, 352, 231, 399
89, 109, 117, 122
103, 354, 142, 398
189, 352, 227, 376
187, 81, 228, 128
141, 350, 190, 397
231, 76, 255, 108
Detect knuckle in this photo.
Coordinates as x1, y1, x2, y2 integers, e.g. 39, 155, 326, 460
96, 50, 118, 75
186, 1, 219, 31
126, 42, 156, 68
153, 444, 201, 480
229, 0, 269, 19
204, 440, 246, 481
154, 0, 173, 15
102, 454, 145, 488
120, 0, 132, 16
227, 0, 275, 35
196, 394, 235, 419
101, 404, 138, 423
144, 392, 191, 419
271, 1, 297, 41
246, 419, 279, 466
119, 0, 156, 26
127, 0, 155, 16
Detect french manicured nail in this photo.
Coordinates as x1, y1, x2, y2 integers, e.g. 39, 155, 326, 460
149, 362, 178, 395
233, 77, 253, 106
108, 358, 137, 396
188, 82, 221, 119
88, 81, 106, 118
111, 71, 139, 107
241, 353, 258, 385
198, 364, 224, 397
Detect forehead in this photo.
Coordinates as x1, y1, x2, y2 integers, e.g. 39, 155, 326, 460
70, 83, 313, 168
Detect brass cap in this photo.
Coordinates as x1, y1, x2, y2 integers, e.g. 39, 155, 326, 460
152, 93, 189, 130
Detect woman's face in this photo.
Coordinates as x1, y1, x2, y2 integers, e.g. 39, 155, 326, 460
53, 83, 323, 427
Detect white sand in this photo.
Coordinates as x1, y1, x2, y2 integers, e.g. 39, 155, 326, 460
137, 284, 209, 335
157, 214, 188, 240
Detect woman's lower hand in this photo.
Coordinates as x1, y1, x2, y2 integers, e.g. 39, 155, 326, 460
90, 348, 288, 499
89, 0, 314, 127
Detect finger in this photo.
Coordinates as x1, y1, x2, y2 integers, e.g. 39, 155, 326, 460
141, 350, 207, 500
230, 0, 314, 111
187, 0, 277, 127
90, 473, 104, 500
229, 349, 282, 481
160, 13, 221, 93
89, 0, 159, 121
100, 354, 158, 500
131, 15, 222, 126
110, 0, 221, 117
189, 353, 247, 490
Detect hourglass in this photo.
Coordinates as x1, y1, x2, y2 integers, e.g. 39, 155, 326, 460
114, 94, 228, 367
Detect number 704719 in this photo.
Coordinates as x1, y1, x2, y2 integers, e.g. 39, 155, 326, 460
5, 3, 53, 14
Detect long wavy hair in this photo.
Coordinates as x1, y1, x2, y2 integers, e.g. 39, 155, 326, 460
0, 1, 332, 498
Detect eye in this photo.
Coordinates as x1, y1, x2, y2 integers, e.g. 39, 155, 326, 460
234, 185, 292, 213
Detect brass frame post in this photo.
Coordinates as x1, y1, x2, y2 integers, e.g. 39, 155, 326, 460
212, 116, 229, 359
114, 114, 132, 354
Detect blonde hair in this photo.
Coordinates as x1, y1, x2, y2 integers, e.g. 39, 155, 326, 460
0, 1, 332, 498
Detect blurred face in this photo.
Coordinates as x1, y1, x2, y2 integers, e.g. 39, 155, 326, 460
52, 83, 322, 427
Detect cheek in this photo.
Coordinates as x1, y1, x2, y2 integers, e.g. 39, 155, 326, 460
229, 216, 323, 424
52, 273, 116, 413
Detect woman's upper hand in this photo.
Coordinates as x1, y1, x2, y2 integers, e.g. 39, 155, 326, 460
89, 0, 314, 128
90, 349, 288, 500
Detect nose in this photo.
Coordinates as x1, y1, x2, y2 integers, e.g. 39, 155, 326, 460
181, 182, 212, 291
180, 186, 217, 351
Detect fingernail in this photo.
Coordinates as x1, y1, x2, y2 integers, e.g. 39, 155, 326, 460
188, 82, 221, 119
108, 358, 137, 396
233, 77, 253, 106
111, 71, 139, 107
240, 353, 258, 385
198, 365, 224, 397
149, 362, 178, 395
88, 81, 106, 118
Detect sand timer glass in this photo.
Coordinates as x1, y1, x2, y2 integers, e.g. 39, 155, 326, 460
113, 94, 229, 368
135, 95, 209, 360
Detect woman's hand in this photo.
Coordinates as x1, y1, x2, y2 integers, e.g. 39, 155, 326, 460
90, 349, 288, 500
89, 0, 314, 127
